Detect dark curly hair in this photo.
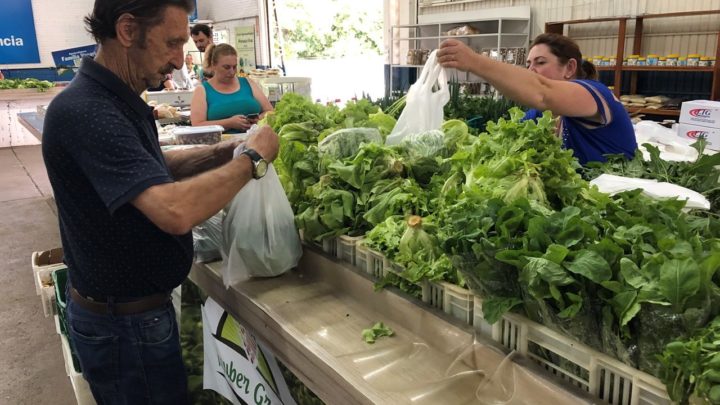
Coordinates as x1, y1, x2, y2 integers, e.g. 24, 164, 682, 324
531, 33, 598, 80
84, 0, 194, 44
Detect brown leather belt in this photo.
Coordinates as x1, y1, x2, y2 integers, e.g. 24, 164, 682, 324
70, 287, 170, 316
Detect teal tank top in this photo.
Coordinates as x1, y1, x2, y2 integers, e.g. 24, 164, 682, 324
202, 77, 261, 123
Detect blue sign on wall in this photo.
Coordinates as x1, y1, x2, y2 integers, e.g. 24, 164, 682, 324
52, 45, 97, 69
0, 0, 41, 64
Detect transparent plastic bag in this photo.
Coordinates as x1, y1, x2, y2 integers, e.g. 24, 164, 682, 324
221, 165, 302, 287
192, 211, 224, 263
386, 50, 450, 145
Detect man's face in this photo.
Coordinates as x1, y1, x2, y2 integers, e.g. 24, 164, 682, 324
128, 6, 188, 91
191, 31, 211, 52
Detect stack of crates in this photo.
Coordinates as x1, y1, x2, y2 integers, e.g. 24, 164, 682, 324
472, 298, 672, 404
52, 268, 82, 373
31, 248, 65, 317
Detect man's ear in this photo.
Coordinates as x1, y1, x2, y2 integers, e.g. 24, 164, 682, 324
115, 13, 137, 47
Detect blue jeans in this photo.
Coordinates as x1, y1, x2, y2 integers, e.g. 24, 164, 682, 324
67, 295, 189, 405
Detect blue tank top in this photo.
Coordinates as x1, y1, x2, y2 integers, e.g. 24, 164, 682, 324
522, 80, 636, 165
202, 77, 261, 122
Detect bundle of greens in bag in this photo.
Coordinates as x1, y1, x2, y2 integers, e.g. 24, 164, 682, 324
221, 130, 303, 287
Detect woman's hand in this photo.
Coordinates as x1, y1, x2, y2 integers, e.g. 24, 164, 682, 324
437, 39, 480, 72
227, 115, 253, 131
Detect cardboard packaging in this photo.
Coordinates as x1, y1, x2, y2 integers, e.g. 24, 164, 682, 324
677, 123, 720, 150
680, 100, 720, 128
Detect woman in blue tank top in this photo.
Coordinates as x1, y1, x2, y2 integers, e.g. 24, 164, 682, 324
437, 33, 636, 165
190, 44, 274, 133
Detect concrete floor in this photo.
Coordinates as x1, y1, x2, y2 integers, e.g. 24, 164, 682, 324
0, 146, 76, 404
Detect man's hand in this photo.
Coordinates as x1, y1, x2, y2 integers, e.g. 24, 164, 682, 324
213, 138, 245, 163
244, 125, 279, 162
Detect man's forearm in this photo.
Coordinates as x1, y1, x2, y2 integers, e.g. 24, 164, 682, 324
163, 142, 233, 179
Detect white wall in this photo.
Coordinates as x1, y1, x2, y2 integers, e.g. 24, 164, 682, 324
197, 0, 271, 67
415, 0, 720, 60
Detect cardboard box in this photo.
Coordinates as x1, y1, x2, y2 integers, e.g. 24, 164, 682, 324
680, 100, 720, 128
677, 123, 720, 150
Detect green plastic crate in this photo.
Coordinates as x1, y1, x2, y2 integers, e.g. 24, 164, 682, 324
52, 268, 82, 373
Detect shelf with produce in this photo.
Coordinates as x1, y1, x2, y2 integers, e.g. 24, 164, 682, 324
546, 10, 720, 100
389, 6, 530, 92
265, 90, 720, 404
394, 33, 513, 41
625, 107, 680, 117
596, 66, 715, 72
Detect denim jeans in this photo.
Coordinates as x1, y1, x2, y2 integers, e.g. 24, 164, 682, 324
67, 294, 189, 405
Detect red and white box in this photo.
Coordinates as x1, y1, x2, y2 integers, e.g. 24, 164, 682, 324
680, 100, 720, 128
677, 123, 720, 150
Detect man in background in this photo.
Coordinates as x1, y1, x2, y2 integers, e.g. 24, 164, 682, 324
190, 23, 214, 79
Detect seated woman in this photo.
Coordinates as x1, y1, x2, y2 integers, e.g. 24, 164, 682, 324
438, 33, 636, 165
190, 44, 273, 133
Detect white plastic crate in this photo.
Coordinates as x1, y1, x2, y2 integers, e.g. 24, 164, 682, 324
53, 314, 61, 335
38, 270, 56, 318
60, 335, 95, 405
421, 280, 444, 311
322, 237, 339, 258
31, 248, 65, 296
442, 282, 474, 325
337, 235, 363, 266
366, 248, 386, 279
472, 298, 671, 405
355, 244, 370, 274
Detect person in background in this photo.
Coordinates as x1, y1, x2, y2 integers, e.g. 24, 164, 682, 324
185, 53, 199, 79
190, 23, 214, 80
0, 70, 4, 80
147, 73, 175, 91
41, 1, 279, 403
437, 33, 636, 165
191, 43, 273, 133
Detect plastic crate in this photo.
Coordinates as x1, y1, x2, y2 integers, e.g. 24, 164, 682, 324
366, 248, 386, 279
38, 274, 57, 318
52, 268, 69, 337
442, 282, 474, 325
31, 248, 65, 296
322, 237, 339, 258
355, 244, 369, 273
337, 235, 363, 266
60, 335, 93, 404
421, 280, 444, 311
472, 298, 671, 405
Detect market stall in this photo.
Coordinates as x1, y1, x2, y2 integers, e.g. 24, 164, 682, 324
189, 248, 597, 405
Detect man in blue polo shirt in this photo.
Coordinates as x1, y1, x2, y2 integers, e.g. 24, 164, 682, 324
42, 1, 279, 403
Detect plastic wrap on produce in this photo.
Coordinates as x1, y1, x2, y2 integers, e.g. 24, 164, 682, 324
590, 174, 710, 210
634, 120, 699, 162
192, 212, 223, 263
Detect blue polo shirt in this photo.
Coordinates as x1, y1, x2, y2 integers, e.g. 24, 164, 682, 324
523, 79, 636, 165
42, 57, 193, 300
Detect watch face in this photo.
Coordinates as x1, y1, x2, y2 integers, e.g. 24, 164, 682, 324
255, 160, 269, 178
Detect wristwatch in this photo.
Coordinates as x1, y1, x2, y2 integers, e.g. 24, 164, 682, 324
240, 148, 268, 179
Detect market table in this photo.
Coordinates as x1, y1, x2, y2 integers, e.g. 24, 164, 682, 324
17, 112, 44, 141
189, 247, 596, 405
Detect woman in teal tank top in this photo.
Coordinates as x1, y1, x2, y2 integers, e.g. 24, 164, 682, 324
190, 44, 273, 133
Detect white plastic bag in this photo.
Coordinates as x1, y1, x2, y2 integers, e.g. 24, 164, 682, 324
590, 174, 710, 210
386, 50, 450, 145
634, 120, 699, 162
221, 164, 303, 287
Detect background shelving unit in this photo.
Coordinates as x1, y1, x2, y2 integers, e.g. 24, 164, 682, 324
545, 10, 720, 118
389, 6, 531, 93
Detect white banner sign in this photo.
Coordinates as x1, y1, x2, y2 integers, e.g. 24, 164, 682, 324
202, 298, 297, 405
